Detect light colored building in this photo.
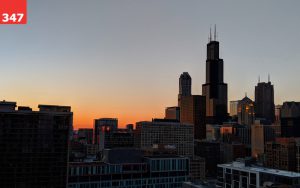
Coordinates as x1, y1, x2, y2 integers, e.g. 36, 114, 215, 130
135, 119, 194, 157
230, 100, 239, 117
251, 120, 275, 158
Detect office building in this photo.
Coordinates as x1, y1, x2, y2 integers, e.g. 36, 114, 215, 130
275, 104, 282, 124
217, 159, 300, 188
99, 128, 134, 150
220, 143, 247, 163
94, 118, 118, 145
195, 140, 220, 177
251, 120, 276, 158
202, 27, 228, 123
281, 102, 300, 137
237, 96, 255, 126
78, 128, 93, 144
135, 119, 194, 157
0, 101, 72, 187
265, 137, 300, 172
254, 79, 275, 123
165, 106, 180, 121
68, 149, 189, 188
180, 95, 206, 140
178, 72, 192, 107
230, 100, 239, 118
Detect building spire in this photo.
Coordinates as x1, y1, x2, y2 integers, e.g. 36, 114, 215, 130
268, 73, 270, 83
209, 26, 212, 42
258, 75, 260, 83
214, 24, 217, 41
245, 92, 247, 97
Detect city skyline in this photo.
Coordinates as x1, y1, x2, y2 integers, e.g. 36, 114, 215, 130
1, 1, 300, 129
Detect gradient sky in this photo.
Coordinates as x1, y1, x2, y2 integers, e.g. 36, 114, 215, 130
1, 0, 300, 129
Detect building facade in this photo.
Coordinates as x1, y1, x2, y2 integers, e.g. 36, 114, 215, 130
178, 72, 192, 107
135, 119, 194, 157
180, 95, 206, 140
165, 106, 180, 121
254, 80, 275, 123
217, 160, 300, 188
0, 101, 72, 188
94, 118, 118, 145
237, 96, 255, 126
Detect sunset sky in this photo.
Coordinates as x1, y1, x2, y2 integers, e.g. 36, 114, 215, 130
1, 0, 300, 129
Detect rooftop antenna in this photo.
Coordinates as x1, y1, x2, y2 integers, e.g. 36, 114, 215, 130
209, 26, 212, 42
268, 74, 270, 83
258, 75, 260, 83
245, 92, 247, 97
214, 24, 217, 41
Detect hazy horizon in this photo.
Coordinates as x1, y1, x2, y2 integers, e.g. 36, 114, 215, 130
1, 0, 300, 128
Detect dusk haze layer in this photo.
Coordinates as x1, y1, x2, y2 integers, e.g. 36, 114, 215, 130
1, 0, 300, 129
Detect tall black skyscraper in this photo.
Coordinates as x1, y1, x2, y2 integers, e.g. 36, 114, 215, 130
255, 77, 275, 123
202, 27, 228, 123
178, 72, 192, 107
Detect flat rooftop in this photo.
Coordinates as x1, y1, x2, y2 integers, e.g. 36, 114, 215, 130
218, 162, 300, 178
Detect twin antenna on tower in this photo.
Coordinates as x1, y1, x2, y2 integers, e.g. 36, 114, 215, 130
209, 24, 217, 42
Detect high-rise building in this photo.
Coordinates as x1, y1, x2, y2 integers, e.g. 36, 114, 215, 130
180, 95, 206, 139
135, 119, 194, 157
0, 101, 72, 187
230, 100, 239, 118
251, 120, 276, 158
254, 79, 275, 123
281, 102, 300, 137
94, 118, 118, 145
178, 72, 192, 106
275, 104, 282, 124
202, 27, 228, 123
165, 106, 180, 121
237, 96, 255, 126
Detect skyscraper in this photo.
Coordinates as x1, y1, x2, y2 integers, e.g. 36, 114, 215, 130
254, 78, 275, 123
180, 95, 206, 140
202, 27, 228, 123
178, 72, 192, 106
0, 101, 72, 187
237, 96, 255, 126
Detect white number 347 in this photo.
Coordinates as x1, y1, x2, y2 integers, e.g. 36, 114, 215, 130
2, 13, 24, 22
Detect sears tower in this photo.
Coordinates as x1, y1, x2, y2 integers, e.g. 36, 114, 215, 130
202, 26, 228, 123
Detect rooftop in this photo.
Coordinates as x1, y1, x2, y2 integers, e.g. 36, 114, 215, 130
218, 162, 300, 178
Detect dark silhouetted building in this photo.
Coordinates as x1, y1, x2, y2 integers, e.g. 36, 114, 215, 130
94, 118, 118, 145
0, 101, 72, 188
202, 28, 228, 123
254, 79, 275, 123
238, 96, 255, 126
78, 128, 93, 144
99, 128, 134, 150
180, 95, 206, 140
165, 106, 180, 121
281, 101, 300, 137
195, 140, 220, 177
178, 72, 192, 107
